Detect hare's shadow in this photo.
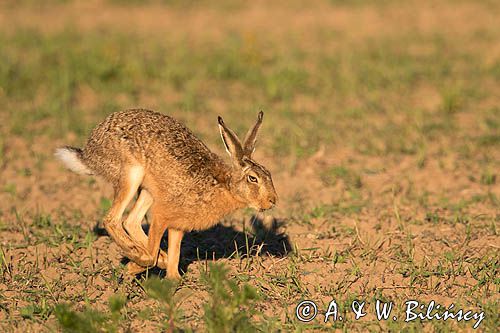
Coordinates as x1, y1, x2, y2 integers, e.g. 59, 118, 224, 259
94, 216, 291, 276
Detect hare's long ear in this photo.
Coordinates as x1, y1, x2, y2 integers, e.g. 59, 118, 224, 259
218, 116, 244, 164
243, 111, 263, 157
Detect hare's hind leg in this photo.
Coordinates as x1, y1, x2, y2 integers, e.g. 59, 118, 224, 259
123, 189, 168, 272
104, 165, 153, 265
122, 189, 152, 245
127, 202, 172, 276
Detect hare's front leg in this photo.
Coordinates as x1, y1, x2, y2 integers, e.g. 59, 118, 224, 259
144, 207, 184, 279
104, 165, 153, 265
166, 229, 184, 280
122, 189, 169, 269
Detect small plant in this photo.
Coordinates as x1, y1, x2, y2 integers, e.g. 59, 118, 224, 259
320, 165, 362, 189
99, 197, 112, 213
143, 277, 181, 332
55, 294, 126, 333
480, 171, 496, 185
202, 263, 262, 333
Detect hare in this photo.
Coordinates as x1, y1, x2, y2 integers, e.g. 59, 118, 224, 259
55, 109, 277, 279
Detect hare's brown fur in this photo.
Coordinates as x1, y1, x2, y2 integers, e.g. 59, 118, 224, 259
56, 109, 277, 279
83, 110, 243, 229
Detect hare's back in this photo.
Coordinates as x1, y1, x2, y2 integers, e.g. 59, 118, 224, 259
83, 109, 222, 184
107, 108, 212, 157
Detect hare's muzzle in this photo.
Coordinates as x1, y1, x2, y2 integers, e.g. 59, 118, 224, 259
267, 195, 278, 210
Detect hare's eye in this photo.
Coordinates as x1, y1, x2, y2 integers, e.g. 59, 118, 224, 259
247, 175, 258, 183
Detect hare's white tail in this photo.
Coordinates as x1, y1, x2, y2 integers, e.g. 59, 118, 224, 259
55, 146, 93, 175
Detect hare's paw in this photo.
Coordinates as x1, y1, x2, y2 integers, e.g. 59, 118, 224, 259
127, 244, 155, 266
167, 269, 182, 280
126, 261, 147, 275
133, 252, 155, 267
156, 250, 168, 270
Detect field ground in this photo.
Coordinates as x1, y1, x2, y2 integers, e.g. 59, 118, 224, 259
0, 0, 499, 331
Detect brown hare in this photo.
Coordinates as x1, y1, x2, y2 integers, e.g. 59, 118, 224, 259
55, 109, 277, 279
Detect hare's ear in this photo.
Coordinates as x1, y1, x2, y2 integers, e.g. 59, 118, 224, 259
243, 111, 263, 157
218, 116, 244, 164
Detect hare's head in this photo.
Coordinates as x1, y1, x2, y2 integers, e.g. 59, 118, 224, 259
218, 112, 278, 211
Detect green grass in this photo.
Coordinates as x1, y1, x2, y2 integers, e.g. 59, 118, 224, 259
1, 26, 498, 160
53, 263, 274, 332
55, 294, 127, 333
